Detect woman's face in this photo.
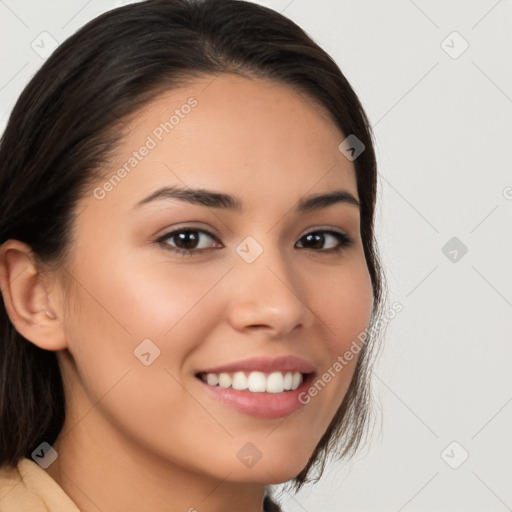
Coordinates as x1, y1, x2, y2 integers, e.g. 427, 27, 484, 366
54, 74, 373, 483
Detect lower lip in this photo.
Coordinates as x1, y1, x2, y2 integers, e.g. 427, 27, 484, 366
195, 373, 314, 419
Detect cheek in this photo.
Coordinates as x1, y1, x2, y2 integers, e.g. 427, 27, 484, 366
110, 256, 234, 346
65, 252, 231, 378
61, 253, 230, 440
315, 257, 374, 352
301, 255, 373, 418
78, 246, 223, 331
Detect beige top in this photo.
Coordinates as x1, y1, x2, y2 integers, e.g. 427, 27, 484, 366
0, 458, 282, 511
0, 458, 80, 511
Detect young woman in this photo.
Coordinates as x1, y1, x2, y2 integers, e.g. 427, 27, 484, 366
0, 1, 385, 510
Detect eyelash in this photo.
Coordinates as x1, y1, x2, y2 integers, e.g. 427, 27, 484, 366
155, 227, 353, 257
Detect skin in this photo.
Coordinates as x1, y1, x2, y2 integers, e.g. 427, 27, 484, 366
0, 74, 373, 512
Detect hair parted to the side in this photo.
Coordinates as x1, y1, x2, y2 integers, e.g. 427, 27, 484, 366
0, 0, 385, 492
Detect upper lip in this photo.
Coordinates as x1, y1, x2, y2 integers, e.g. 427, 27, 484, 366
195, 356, 316, 375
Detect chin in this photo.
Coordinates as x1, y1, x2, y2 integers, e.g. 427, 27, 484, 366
224, 456, 312, 485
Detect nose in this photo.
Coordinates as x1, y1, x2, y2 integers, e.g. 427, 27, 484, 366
226, 244, 315, 338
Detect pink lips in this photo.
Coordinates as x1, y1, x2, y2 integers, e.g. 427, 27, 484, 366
194, 355, 316, 419
196, 371, 315, 419
195, 355, 316, 375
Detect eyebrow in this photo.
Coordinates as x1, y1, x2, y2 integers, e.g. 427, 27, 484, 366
133, 185, 360, 213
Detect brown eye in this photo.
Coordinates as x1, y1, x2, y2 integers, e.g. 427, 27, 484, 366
157, 228, 222, 255
296, 230, 352, 252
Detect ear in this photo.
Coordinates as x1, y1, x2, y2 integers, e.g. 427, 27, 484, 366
0, 239, 67, 351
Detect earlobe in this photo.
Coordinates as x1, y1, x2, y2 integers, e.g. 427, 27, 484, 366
0, 239, 67, 351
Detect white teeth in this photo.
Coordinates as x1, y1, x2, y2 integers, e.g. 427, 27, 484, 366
218, 373, 232, 389
232, 371, 248, 390
283, 372, 293, 391
291, 372, 302, 390
266, 372, 284, 393
200, 370, 305, 393
206, 373, 219, 386
247, 371, 266, 392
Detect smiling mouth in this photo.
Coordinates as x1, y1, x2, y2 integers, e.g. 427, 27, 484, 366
195, 370, 310, 394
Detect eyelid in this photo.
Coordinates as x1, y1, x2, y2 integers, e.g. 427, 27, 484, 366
155, 221, 220, 239
299, 226, 348, 238
298, 224, 353, 241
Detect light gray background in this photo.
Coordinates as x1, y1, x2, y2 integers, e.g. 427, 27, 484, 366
1, 1, 511, 511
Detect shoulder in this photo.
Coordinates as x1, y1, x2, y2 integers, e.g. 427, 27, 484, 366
0, 458, 79, 511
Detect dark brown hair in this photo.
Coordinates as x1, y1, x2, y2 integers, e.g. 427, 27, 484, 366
0, 0, 385, 497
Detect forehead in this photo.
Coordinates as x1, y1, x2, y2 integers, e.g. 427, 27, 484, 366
91, 74, 358, 214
